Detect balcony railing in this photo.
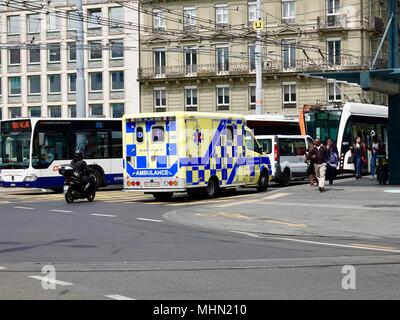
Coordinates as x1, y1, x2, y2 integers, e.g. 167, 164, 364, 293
138, 56, 387, 80
317, 14, 348, 30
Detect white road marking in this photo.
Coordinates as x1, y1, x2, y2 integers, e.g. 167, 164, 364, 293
91, 214, 117, 218
28, 276, 73, 286
105, 294, 135, 300
214, 199, 258, 208
51, 210, 73, 213
263, 193, 291, 200
0, 266, 6, 270
231, 231, 400, 253
272, 237, 400, 254
136, 217, 164, 223
13, 206, 35, 210
384, 189, 400, 193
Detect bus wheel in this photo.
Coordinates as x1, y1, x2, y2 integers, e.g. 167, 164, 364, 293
257, 171, 269, 192
152, 192, 174, 201
279, 169, 290, 187
206, 177, 220, 198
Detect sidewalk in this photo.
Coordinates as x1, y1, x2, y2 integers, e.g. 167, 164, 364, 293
165, 177, 400, 239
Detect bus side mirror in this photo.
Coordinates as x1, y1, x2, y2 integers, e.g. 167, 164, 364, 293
39, 133, 45, 146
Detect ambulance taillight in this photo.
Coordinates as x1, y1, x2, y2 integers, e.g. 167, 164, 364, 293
274, 144, 279, 162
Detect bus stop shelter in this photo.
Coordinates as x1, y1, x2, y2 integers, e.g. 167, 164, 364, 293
306, 0, 400, 185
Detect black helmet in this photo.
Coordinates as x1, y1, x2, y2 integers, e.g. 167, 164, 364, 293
73, 149, 84, 161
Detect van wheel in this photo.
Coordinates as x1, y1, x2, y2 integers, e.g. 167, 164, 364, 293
152, 192, 174, 201
206, 177, 220, 198
257, 171, 269, 192
279, 169, 290, 187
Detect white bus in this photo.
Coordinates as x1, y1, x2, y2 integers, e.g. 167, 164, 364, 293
0, 118, 123, 191
301, 102, 388, 172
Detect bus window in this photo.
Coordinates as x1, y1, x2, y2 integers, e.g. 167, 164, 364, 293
32, 132, 68, 169
136, 127, 144, 143
152, 126, 164, 143
111, 131, 122, 158
75, 131, 110, 159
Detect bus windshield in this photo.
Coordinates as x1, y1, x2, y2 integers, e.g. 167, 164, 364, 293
0, 120, 32, 169
304, 110, 342, 143
0, 131, 31, 169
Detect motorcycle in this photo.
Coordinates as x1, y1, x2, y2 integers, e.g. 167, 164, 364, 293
58, 164, 97, 203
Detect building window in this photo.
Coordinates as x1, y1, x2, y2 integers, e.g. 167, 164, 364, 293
248, 1, 257, 25
89, 41, 102, 60
282, 40, 296, 69
215, 5, 228, 28
90, 104, 103, 117
282, 82, 297, 108
88, 8, 102, 29
111, 103, 124, 118
185, 87, 198, 111
28, 45, 40, 64
327, 39, 341, 65
216, 86, 230, 111
153, 9, 166, 31
67, 10, 79, 30
28, 14, 41, 33
28, 75, 41, 95
327, 0, 340, 26
8, 16, 20, 34
110, 39, 124, 59
68, 42, 76, 62
249, 84, 256, 110
68, 74, 77, 93
48, 43, 61, 63
9, 77, 21, 96
154, 50, 166, 76
216, 46, 229, 73
48, 105, 61, 118
183, 7, 196, 31
154, 88, 166, 111
185, 48, 197, 74
89, 72, 103, 92
47, 12, 60, 32
69, 105, 77, 118
282, 0, 296, 24
8, 48, 21, 65
328, 82, 342, 102
28, 106, 41, 117
249, 45, 256, 71
109, 7, 123, 28
111, 71, 124, 91
48, 74, 61, 94
9, 107, 21, 119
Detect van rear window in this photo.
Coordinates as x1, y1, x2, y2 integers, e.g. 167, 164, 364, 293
152, 126, 164, 142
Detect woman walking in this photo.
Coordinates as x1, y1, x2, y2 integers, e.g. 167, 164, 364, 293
351, 137, 365, 179
326, 138, 339, 185
370, 136, 379, 180
305, 141, 317, 186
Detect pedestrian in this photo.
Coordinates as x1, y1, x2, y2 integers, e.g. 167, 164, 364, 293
351, 137, 365, 179
370, 136, 379, 180
308, 138, 328, 192
376, 140, 388, 185
326, 138, 339, 185
305, 141, 317, 186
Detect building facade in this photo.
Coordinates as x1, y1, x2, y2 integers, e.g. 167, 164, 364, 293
139, 0, 389, 115
0, 0, 139, 120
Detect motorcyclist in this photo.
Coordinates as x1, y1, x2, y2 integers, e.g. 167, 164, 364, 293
70, 149, 94, 192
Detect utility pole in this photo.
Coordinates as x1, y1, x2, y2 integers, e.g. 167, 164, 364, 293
76, 0, 86, 118
255, 0, 263, 115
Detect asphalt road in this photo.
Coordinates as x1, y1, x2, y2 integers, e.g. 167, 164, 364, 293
0, 183, 400, 300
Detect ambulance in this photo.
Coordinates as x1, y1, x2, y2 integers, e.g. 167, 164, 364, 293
122, 112, 272, 201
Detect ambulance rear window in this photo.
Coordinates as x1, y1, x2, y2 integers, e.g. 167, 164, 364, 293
152, 126, 164, 142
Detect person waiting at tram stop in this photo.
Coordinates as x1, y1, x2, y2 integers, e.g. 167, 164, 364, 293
350, 137, 367, 179
307, 138, 328, 192
325, 138, 339, 185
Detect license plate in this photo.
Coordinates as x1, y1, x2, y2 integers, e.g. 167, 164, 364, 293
144, 182, 159, 187
63, 185, 69, 194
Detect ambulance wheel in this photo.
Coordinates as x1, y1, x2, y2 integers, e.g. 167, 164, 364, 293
206, 177, 220, 198
152, 192, 174, 201
257, 171, 269, 192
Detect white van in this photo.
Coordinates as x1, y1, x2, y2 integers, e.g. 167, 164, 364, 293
256, 135, 314, 186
